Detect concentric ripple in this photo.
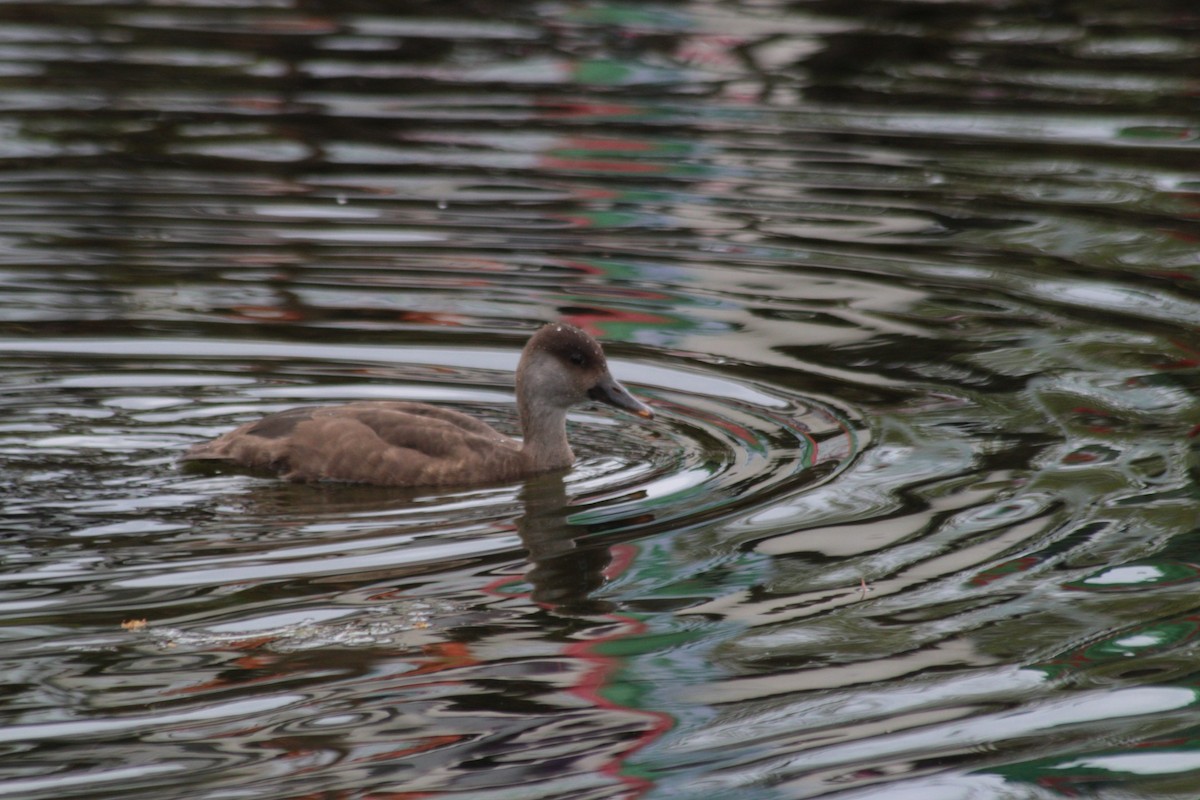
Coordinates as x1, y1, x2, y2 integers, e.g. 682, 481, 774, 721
567, 369, 866, 536
0, 335, 867, 615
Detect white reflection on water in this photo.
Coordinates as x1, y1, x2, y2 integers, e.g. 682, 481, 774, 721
0, 693, 303, 744
112, 533, 525, 588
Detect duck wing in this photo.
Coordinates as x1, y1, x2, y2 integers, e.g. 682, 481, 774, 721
183, 401, 527, 486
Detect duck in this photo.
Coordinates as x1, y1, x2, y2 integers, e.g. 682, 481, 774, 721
181, 323, 653, 486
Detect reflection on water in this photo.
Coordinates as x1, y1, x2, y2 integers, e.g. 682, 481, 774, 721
3, 0, 1200, 797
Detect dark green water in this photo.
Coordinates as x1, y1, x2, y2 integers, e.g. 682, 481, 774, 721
2, 1, 1200, 798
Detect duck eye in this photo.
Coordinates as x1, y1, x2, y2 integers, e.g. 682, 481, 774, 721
568, 351, 586, 366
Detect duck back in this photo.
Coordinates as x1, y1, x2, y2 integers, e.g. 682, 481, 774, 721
183, 401, 527, 486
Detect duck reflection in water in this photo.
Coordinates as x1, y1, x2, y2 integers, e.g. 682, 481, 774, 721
516, 474, 619, 614
201, 459, 636, 613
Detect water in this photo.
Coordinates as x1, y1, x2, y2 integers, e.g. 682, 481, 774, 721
1, 1, 1199, 797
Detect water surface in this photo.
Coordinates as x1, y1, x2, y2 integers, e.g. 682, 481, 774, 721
2, 1, 1200, 798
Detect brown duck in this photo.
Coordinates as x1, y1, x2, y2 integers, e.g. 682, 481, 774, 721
181, 323, 653, 486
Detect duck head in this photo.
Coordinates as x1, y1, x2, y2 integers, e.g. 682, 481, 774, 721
516, 323, 653, 419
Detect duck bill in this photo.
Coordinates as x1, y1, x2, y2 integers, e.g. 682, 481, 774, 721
588, 375, 654, 419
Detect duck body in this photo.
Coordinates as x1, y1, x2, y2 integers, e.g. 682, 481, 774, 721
182, 324, 652, 487
186, 401, 528, 486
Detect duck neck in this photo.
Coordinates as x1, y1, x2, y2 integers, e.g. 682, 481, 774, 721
517, 396, 574, 471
